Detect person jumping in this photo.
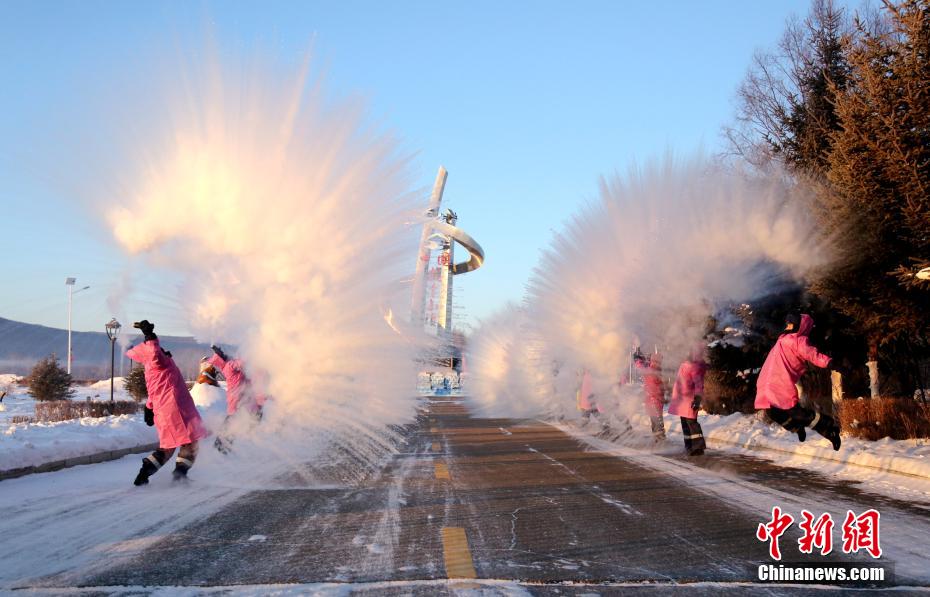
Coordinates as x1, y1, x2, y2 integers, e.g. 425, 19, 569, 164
755, 313, 842, 450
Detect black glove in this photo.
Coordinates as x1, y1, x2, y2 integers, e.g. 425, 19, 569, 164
632, 348, 646, 365
144, 406, 155, 426
211, 344, 228, 361
691, 395, 703, 412
133, 320, 157, 341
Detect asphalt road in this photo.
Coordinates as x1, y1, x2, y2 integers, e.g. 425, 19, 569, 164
23, 396, 930, 595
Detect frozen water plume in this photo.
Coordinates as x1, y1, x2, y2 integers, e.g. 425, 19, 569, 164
104, 45, 425, 485
468, 153, 832, 422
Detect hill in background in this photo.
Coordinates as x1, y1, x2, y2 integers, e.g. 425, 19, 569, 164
0, 317, 211, 380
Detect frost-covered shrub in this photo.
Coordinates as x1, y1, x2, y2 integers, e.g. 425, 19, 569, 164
25, 355, 75, 402
34, 399, 140, 422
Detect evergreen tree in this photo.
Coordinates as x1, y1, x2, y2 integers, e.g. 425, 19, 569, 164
727, 0, 849, 173
816, 0, 930, 346
728, 0, 928, 396
123, 365, 148, 402
25, 355, 75, 402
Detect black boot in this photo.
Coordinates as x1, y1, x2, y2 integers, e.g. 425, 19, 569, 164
214, 436, 231, 454
825, 425, 842, 451
133, 458, 159, 486
797, 427, 806, 442
812, 414, 841, 451
172, 466, 189, 482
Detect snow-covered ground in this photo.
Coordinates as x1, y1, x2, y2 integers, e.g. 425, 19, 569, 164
0, 375, 134, 426
1, 414, 157, 471
578, 399, 930, 480
0, 452, 254, 588
0, 375, 228, 472
575, 409, 930, 505
697, 411, 930, 480
563, 422, 930, 585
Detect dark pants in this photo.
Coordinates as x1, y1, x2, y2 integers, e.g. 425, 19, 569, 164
680, 417, 705, 454
214, 408, 263, 453
580, 408, 599, 422
146, 441, 199, 474
650, 415, 666, 439
766, 405, 837, 439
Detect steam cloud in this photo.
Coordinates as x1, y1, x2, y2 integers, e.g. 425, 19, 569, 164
107, 47, 424, 480
468, 154, 830, 420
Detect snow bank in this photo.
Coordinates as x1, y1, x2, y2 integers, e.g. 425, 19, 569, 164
697, 411, 930, 480
0, 373, 20, 387
190, 382, 226, 409
602, 408, 930, 482
0, 377, 136, 425
0, 382, 33, 425
0, 414, 157, 471
0, 376, 230, 473
74, 380, 132, 402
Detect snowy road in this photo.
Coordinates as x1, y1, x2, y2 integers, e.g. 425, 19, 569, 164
3, 396, 930, 595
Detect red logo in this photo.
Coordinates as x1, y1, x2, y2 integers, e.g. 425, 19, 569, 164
756, 506, 794, 560
798, 510, 834, 555
842, 509, 882, 558
757, 508, 881, 560
438, 253, 450, 266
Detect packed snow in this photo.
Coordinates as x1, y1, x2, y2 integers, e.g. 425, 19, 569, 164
1, 376, 228, 473
1, 414, 157, 471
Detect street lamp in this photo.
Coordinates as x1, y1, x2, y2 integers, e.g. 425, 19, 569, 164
105, 318, 122, 404
65, 278, 90, 375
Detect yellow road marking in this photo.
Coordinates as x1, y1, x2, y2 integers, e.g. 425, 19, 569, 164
434, 463, 450, 480
441, 527, 477, 579
431, 442, 441, 452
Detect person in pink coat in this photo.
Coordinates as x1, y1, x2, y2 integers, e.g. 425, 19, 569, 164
638, 353, 667, 440
127, 320, 210, 485
755, 313, 841, 450
669, 347, 707, 455
207, 345, 258, 416
207, 344, 261, 453
575, 368, 597, 421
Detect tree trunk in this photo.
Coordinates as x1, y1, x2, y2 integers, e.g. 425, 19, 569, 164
831, 370, 843, 417
867, 339, 880, 399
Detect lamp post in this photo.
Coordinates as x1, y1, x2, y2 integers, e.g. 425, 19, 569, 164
105, 318, 122, 404
65, 278, 90, 375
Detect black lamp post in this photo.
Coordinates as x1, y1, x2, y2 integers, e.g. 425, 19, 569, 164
105, 318, 122, 405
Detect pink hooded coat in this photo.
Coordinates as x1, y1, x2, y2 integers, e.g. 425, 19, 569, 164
207, 354, 258, 415
638, 356, 666, 418
754, 314, 831, 410
127, 339, 209, 449
668, 358, 707, 419
576, 369, 594, 411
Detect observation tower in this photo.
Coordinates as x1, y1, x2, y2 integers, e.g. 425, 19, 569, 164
410, 166, 485, 337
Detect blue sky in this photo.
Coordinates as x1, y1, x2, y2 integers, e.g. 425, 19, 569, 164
0, 0, 824, 336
